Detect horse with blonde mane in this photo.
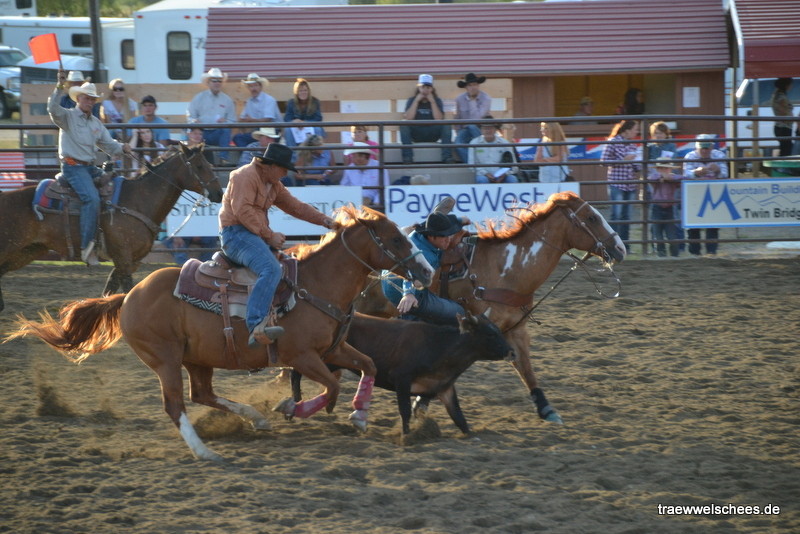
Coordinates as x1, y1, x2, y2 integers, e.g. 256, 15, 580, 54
6, 206, 433, 461
357, 191, 626, 424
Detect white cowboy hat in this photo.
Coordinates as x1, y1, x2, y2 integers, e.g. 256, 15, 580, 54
241, 73, 269, 87
344, 141, 373, 156
410, 174, 431, 185
201, 67, 228, 82
69, 82, 103, 102
66, 70, 85, 82
252, 127, 280, 139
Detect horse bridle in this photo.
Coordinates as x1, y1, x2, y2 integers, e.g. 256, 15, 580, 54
340, 223, 425, 282
561, 201, 620, 265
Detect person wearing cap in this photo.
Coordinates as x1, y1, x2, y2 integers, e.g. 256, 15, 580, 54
400, 74, 453, 164
682, 134, 728, 256
470, 115, 519, 184
340, 142, 390, 206
129, 95, 171, 143
647, 157, 683, 257
453, 73, 491, 163
573, 96, 597, 125
381, 211, 467, 325
237, 126, 282, 168
219, 143, 340, 346
234, 73, 282, 148
49, 69, 132, 265
187, 67, 236, 164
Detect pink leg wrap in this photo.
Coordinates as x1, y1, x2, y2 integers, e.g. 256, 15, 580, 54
293, 393, 329, 418
352, 373, 375, 411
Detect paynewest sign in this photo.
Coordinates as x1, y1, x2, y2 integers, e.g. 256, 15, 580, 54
165, 183, 580, 237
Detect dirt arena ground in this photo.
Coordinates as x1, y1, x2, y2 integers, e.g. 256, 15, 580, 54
0, 254, 798, 533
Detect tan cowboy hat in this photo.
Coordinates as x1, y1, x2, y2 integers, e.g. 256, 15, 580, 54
580, 96, 594, 105
654, 156, 679, 169
252, 127, 280, 139
241, 73, 269, 87
69, 82, 103, 102
344, 141, 373, 156
201, 67, 228, 82
409, 174, 431, 185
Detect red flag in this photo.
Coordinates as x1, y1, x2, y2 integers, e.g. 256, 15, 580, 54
29, 33, 61, 64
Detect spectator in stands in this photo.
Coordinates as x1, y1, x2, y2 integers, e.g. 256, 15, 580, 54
647, 157, 682, 258
616, 88, 645, 115
129, 127, 165, 176
184, 127, 213, 164
400, 74, 453, 164
100, 78, 138, 141
59, 71, 100, 118
601, 119, 641, 250
49, 70, 132, 265
454, 73, 491, 163
234, 73, 282, 148
129, 95, 171, 144
343, 124, 379, 166
340, 142, 390, 206
770, 78, 794, 157
647, 121, 682, 248
187, 67, 236, 165
238, 126, 281, 168
284, 78, 324, 148
535, 121, 570, 183
683, 134, 728, 256
573, 96, 597, 125
469, 115, 518, 184
294, 134, 335, 186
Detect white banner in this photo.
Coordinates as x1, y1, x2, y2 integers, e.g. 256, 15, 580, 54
166, 183, 581, 237
385, 183, 580, 228
682, 179, 800, 228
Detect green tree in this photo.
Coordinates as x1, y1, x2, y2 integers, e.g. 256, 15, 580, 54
37, 0, 160, 17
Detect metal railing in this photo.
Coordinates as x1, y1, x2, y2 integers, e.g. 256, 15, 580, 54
2, 113, 798, 258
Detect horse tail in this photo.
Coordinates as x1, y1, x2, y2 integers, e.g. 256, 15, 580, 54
4, 294, 126, 363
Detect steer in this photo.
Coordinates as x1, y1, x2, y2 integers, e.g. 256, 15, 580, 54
291, 312, 515, 435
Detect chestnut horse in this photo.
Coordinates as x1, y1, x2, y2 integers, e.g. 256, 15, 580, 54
357, 191, 626, 424
6, 207, 433, 461
0, 143, 223, 312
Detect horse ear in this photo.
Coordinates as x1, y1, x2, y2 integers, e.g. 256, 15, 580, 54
456, 313, 467, 333
178, 142, 190, 157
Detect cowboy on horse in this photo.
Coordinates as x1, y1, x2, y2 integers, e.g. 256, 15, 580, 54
48, 69, 133, 265
218, 143, 340, 347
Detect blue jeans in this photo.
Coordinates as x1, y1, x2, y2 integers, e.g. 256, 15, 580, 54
61, 163, 103, 249
687, 228, 719, 255
455, 125, 480, 163
400, 290, 465, 326
650, 205, 679, 257
203, 128, 231, 163
220, 225, 280, 332
399, 124, 453, 162
608, 186, 636, 245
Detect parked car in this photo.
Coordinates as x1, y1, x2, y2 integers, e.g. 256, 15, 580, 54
0, 45, 27, 118
729, 77, 800, 154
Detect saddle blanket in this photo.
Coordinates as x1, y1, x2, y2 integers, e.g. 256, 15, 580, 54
33, 175, 125, 211
173, 258, 247, 318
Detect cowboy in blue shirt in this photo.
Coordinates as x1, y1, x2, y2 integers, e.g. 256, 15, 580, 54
382, 211, 467, 325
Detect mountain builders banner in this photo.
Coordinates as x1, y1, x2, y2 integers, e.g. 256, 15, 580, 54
682, 179, 800, 228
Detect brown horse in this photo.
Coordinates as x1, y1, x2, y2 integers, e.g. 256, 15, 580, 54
6, 206, 433, 461
357, 191, 626, 424
0, 143, 223, 312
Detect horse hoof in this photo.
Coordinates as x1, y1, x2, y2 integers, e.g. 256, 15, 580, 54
251, 419, 271, 431
197, 449, 225, 462
273, 397, 296, 420
348, 409, 368, 432
544, 411, 564, 424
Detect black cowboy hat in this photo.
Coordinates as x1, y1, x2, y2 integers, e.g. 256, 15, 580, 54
457, 73, 487, 88
416, 212, 462, 237
257, 143, 296, 171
